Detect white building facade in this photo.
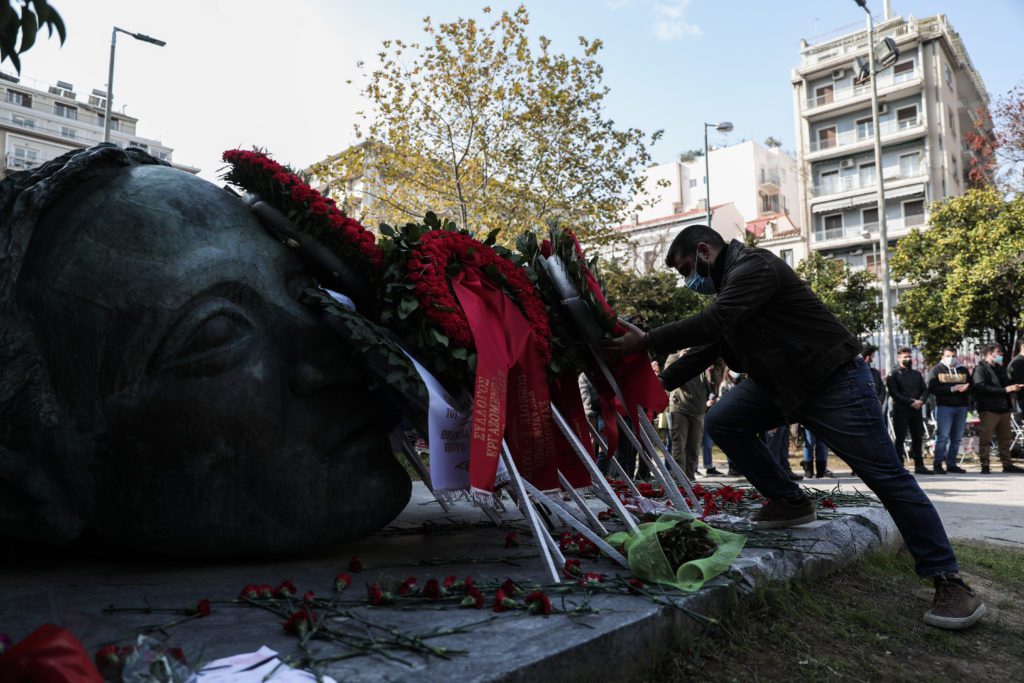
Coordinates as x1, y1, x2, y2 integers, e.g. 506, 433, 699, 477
0, 71, 197, 177
791, 13, 988, 273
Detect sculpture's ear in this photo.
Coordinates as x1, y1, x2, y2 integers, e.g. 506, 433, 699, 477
0, 446, 85, 544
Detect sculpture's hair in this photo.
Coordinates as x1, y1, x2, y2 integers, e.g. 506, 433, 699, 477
0, 144, 167, 454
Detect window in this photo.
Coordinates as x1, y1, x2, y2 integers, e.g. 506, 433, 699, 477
815, 84, 834, 106
819, 169, 839, 195
896, 106, 918, 129
865, 252, 879, 275
951, 155, 959, 182
903, 199, 925, 226
947, 107, 956, 137
899, 152, 921, 177
817, 126, 837, 149
856, 117, 873, 139
823, 213, 843, 239
781, 249, 794, 267
702, 176, 707, 185
54, 102, 77, 120
688, 178, 697, 188
5, 89, 30, 107
859, 162, 876, 186
60, 125, 76, 139
944, 63, 953, 88
862, 207, 879, 230
11, 146, 39, 169
761, 193, 780, 213
12, 114, 34, 128
894, 61, 915, 78
98, 114, 120, 131
129, 141, 148, 151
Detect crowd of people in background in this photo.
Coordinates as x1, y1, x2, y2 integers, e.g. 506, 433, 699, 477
582, 336, 1024, 481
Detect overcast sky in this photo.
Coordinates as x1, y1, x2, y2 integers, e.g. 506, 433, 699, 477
16, 0, 1024, 181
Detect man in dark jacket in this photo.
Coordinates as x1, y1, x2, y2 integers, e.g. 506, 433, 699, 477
602, 224, 983, 630
927, 346, 971, 474
1008, 339, 1024, 386
886, 347, 931, 474
972, 343, 1024, 473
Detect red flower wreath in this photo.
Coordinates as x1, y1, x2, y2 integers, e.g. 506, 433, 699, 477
406, 230, 552, 365
221, 149, 383, 273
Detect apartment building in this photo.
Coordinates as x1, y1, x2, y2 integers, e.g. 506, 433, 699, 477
791, 12, 988, 274
606, 140, 801, 272
0, 71, 197, 177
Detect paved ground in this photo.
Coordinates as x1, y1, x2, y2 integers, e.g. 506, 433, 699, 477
701, 457, 1024, 546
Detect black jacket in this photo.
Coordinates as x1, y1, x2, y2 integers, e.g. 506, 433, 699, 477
886, 367, 928, 413
973, 361, 1013, 413
651, 240, 861, 416
1008, 353, 1024, 385
926, 362, 971, 408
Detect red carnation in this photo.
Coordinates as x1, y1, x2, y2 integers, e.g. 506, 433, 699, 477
334, 572, 352, 592
526, 590, 552, 615
303, 591, 315, 604
423, 579, 443, 600
167, 647, 186, 663
398, 577, 418, 596
504, 532, 519, 548
463, 576, 476, 593
563, 559, 582, 577
443, 575, 457, 590
283, 609, 317, 636
461, 588, 484, 609
367, 582, 394, 606
821, 498, 837, 510
186, 598, 211, 617
309, 200, 329, 215
290, 184, 311, 202
348, 556, 364, 572
499, 578, 521, 596
628, 578, 646, 595
579, 572, 605, 587
493, 589, 516, 612
274, 580, 298, 598
272, 171, 292, 186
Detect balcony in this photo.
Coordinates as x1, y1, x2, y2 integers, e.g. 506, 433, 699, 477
806, 68, 920, 112
759, 168, 781, 190
813, 215, 926, 246
812, 162, 927, 198
808, 115, 923, 154
5, 153, 43, 170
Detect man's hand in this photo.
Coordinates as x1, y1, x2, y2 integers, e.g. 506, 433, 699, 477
911, 399, 924, 410
952, 383, 969, 393
1007, 384, 1023, 394
599, 318, 647, 359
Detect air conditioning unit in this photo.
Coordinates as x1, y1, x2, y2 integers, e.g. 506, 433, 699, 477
831, 68, 846, 80
840, 159, 856, 169
88, 95, 105, 107
56, 80, 74, 90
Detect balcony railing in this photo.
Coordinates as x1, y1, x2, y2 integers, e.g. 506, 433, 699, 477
5, 153, 43, 170
813, 215, 926, 243
812, 162, 926, 197
759, 169, 781, 185
806, 68, 919, 110
809, 116, 922, 152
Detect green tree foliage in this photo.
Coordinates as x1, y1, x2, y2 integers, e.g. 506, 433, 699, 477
890, 188, 1024, 357
600, 259, 706, 333
0, 1, 64, 73
795, 251, 882, 340
312, 6, 660, 246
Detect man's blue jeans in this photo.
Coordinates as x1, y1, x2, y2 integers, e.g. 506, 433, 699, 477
705, 356, 958, 578
934, 405, 968, 469
802, 428, 829, 465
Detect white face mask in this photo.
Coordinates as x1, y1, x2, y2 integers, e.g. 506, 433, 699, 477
728, 370, 741, 380
942, 356, 956, 367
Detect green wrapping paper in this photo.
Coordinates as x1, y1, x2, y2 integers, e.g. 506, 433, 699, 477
606, 513, 747, 591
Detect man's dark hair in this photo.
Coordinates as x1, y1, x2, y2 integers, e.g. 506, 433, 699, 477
1018, 338, 1024, 352
862, 344, 878, 357
980, 343, 1002, 357
665, 224, 725, 267
941, 345, 957, 355
897, 346, 912, 355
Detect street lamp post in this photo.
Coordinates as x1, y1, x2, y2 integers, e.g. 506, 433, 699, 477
703, 121, 733, 227
854, 0, 897, 370
104, 26, 166, 143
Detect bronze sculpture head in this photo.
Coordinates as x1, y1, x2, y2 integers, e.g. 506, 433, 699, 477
0, 145, 410, 556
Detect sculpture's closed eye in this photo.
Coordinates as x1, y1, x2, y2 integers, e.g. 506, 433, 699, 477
151, 299, 254, 375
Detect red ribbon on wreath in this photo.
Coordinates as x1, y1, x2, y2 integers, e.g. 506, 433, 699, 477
0, 625, 103, 683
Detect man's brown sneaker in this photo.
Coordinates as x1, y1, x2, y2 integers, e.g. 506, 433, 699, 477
924, 576, 986, 630
751, 496, 816, 529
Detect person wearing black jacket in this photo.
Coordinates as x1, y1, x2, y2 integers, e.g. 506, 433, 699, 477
972, 343, 1024, 473
886, 347, 931, 475
927, 347, 971, 474
1008, 339, 1024, 386
602, 224, 983, 630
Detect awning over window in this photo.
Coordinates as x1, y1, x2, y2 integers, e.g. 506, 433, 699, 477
810, 183, 925, 213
